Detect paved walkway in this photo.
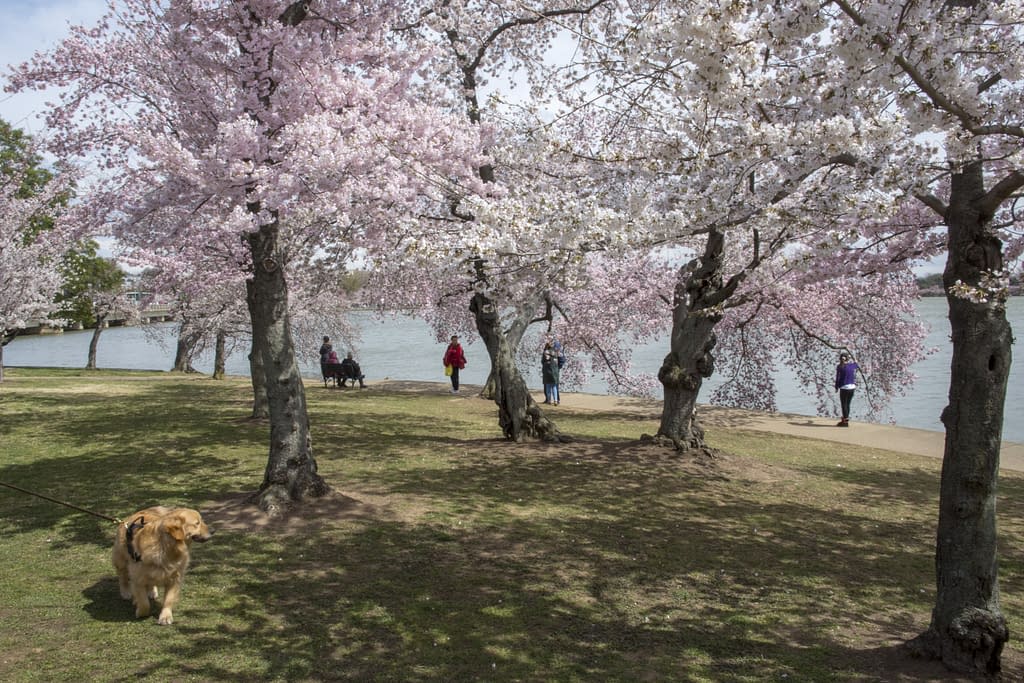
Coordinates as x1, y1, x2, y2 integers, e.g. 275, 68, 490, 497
374, 380, 1024, 473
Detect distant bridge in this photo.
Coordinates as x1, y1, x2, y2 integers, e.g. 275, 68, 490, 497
20, 304, 175, 334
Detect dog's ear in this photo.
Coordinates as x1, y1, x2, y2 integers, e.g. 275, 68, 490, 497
163, 515, 187, 542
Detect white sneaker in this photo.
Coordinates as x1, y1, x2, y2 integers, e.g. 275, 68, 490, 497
451, 388, 459, 394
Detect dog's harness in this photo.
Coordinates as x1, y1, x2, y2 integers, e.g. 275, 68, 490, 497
125, 516, 147, 562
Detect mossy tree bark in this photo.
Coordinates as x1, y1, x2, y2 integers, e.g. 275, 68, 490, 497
655, 229, 737, 454
909, 161, 1013, 675
245, 222, 329, 516
471, 291, 564, 442
479, 291, 548, 400
212, 329, 227, 380
171, 322, 201, 373
85, 312, 107, 370
248, 341, 269, 419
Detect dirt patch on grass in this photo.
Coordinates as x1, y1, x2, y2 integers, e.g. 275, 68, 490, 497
839, 625, 1024, 682
203, 489, 381, 533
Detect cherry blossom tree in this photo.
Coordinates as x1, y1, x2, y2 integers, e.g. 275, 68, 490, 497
7, 0, 487, 514
0, 123, 74, 382
542, 36, 927, 450
730, 1, 1022, 673
128, 209, 359, 420
0, 183, 71, 381
369, 0, 619, 441
368, 123, 664, 441
583, 0, 1022, 673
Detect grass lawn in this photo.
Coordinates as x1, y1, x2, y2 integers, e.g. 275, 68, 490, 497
0, 368, 1021, 682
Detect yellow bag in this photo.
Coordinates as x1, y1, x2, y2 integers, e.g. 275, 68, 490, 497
444, 364, 453, 376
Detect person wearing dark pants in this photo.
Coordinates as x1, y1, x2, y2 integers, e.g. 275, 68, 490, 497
834, 352, 860, 427
443, 335, 467, 394
340, 351, 366, 388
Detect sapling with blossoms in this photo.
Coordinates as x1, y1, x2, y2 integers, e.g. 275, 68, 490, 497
7, 0, 489, 515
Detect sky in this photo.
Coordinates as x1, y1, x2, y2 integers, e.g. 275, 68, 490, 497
0, 0, 109, 133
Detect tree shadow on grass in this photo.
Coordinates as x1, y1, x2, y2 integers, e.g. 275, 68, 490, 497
154, 505, 1012, 682
6, 380, 1023, 681
0, 382, 267, 547
97, 437, 1017, 682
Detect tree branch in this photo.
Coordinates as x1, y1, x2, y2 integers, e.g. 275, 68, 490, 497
914, 192, 949, 218
979, 170, 1024, 218
468, 0, 611, 73
831, 0, 1019, 139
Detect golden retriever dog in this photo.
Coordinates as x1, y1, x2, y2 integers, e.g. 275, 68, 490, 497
112, 506, 212, 625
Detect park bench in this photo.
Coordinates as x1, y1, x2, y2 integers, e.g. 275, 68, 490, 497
322, 363, 364, 388
322, 363, 345, 387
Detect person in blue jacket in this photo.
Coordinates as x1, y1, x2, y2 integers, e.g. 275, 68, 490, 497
834, 352, 861, 427
542, 342, 561, 405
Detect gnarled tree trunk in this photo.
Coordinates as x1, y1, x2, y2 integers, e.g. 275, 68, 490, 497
654, 230, 728, 454
171, 322, 201, 373
479, 291, 545, 399
909, 162, 1010, 675
471, 291, 564, 442
245, 223, 328, 515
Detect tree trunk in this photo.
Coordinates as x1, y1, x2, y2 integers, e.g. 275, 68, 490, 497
248, 342, 269, 419
245, 223, 329, 516
171, 323, 201, 373
213, 329, 227, 380
85, 314, 106, 370
480, 293, 542, 399
654, 231, 727, 454
470, 292, 564, 442
480, 369, 498, 400
909, 162, 1010, 675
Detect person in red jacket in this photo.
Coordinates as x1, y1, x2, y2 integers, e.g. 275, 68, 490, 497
443, 335, 467, 394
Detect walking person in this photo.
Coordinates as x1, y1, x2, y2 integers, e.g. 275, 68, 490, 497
834, 351, 860, 427
542, 342, 561, 405
443, 335, 467, 394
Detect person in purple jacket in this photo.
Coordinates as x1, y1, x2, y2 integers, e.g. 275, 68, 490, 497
834, 352, 861, 427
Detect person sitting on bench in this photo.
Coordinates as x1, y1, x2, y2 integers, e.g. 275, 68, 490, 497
339, 351, 366, 388
322, 349, 344, 387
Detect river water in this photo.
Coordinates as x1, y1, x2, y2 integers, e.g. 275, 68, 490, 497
4, 297, 1022, 443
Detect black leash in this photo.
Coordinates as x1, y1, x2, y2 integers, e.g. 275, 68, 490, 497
0, 479, 148, 562
0, 479, 124, 524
